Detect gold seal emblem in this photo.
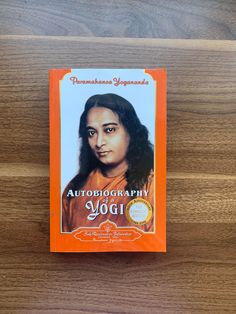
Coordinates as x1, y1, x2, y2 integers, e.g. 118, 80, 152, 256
125, 198, 152, 225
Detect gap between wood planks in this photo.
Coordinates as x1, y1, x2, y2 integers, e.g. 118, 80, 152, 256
0, 35, 236, 52
0, 163, 235, 180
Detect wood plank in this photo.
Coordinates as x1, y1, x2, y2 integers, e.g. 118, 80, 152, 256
0, 163, 49, 177
167, 175, 236, 223
0, 36, 235, 174
0, 174, 235, 226
0, 1, 236, 39
0, 224, 235, 313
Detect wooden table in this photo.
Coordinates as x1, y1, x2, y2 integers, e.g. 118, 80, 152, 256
0, 1, 235, 313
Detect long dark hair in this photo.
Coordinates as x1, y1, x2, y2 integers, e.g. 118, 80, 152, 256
70, 93, 153, 192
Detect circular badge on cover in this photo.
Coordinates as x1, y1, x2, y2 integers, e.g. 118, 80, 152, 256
125, 198, 152, 225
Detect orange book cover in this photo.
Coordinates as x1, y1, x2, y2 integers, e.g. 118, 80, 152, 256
49, 69, 166, 252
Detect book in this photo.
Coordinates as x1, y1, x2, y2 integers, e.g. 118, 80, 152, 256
49, 68, 166, 252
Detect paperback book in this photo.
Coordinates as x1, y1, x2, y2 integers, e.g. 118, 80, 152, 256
49, 68, 166, 252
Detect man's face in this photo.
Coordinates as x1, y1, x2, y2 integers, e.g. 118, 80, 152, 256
86, 107, 130, 171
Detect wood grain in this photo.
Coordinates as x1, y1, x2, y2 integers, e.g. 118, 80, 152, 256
0, 174, 235, 225
0, 0, 236, 39
0, 34, 236, 313
0, 224, 235, 313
